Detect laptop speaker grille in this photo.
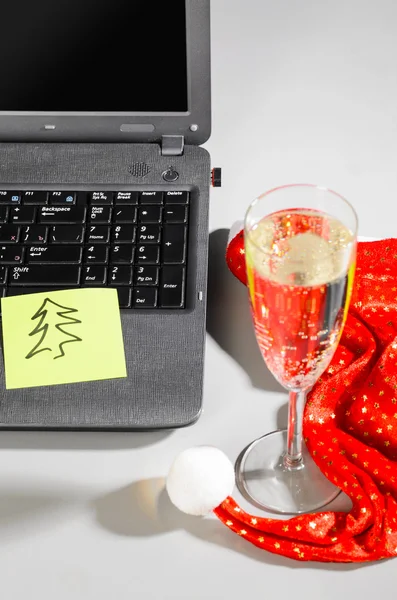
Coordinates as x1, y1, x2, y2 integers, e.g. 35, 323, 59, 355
129, 162, 151, 177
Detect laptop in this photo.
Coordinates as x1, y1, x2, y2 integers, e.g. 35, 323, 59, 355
0, 0, 212, 430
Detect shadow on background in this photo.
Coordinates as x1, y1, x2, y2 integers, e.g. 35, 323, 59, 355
206, 228, 283, 394
0, 430, 172, 451
94, 477, 370, 571
0, 492, 73, 528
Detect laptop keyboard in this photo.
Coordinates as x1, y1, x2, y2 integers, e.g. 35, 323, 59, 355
0, 190, 189, 309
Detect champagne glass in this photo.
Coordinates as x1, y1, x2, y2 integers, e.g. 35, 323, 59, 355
235, 184, 358, 514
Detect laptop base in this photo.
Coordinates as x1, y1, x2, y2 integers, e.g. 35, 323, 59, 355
0, 142, 210, 430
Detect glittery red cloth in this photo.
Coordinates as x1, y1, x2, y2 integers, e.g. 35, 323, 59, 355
218, 236, 397, 562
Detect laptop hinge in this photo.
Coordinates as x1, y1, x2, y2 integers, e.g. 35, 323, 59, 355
161, 135, 184, 156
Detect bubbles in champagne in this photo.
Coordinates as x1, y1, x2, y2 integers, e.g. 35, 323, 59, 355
245, 210, 356, 390
247, 210, 355, 287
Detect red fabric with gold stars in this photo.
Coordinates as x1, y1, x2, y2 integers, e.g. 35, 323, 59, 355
218, 235, 397, 562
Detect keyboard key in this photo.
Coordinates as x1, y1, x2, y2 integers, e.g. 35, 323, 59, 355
23, 225, 47, 244
0, 191, 21, 205
139, 191, 163, 204
27, 245, 82, 264
0, 207, 8, 223
132, 287, 158, 308
11, 206, 36, 224
134, 266, 159, 286
162, 225, 187, 263
138, 224, 161, 244
5, 286, 68, 297
0, 266, 6, 283
89, 192, 113, 205
82, 266, 107, 285
23, 191, 48, 205
113, 206, 137, 223
86, 225, 110, 243
138, 206, 162, 223
159, 266, 185, 308
110, 245, 134, 264
116, 287, 132, 308
164, 191, 189, 204
164, 205, 188, 223
89, 206, 112, 223
108, 265, 133, 286
39, 205, 86, 224
84, 245, 109, 264
51, 225, 84, 243
136, 245, 160, 264
0, 225, 20, 243
115, 192, 139, 205
50, 191, 76, 205
112, 225, 136, 244
9, 265, 80, 286
0, 245, 24, 264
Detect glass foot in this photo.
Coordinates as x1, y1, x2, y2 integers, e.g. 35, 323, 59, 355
235, 429, 341, 515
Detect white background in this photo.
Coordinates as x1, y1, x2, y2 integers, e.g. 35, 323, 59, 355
1, 1, 396, 598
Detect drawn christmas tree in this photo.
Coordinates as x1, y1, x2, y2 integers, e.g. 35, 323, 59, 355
25, 298, 83, 360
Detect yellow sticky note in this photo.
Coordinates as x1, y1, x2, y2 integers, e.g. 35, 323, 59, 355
1, 288, 127, 389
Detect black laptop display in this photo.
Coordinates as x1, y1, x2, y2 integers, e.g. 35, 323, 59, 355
0, 1, 189, 113
0, 0, 212, 430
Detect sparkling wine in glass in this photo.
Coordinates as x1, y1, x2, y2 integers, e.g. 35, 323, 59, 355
235, 184, 358, 514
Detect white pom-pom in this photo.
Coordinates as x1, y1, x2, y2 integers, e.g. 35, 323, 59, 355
166, 446, 235, 516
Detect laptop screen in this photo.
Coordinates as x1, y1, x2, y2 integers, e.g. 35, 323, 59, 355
0, 0, 188, 112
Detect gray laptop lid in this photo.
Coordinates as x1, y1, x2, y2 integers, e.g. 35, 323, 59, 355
0, 0, 211, 145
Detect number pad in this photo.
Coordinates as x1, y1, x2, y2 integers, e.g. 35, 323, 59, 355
82, 266, 107, 285
132, 288, 158, 308
136, 245, 160, 264
112, 225, 136, 244
113, 206, 137, 223
110, 245, 134, 264
134, 266, 159, 286
138, 206, 162, 223
87, 225, 110, 243
109, 266, 133, 286
89, 206, 112, 223
84, 245, 109, 264
164, 205, 187, 223
138, 225, 161, 244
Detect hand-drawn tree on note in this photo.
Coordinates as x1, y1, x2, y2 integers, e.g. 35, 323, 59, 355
25, 298, 82, 360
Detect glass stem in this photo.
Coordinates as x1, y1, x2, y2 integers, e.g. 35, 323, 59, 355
283, 389, 307, 470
